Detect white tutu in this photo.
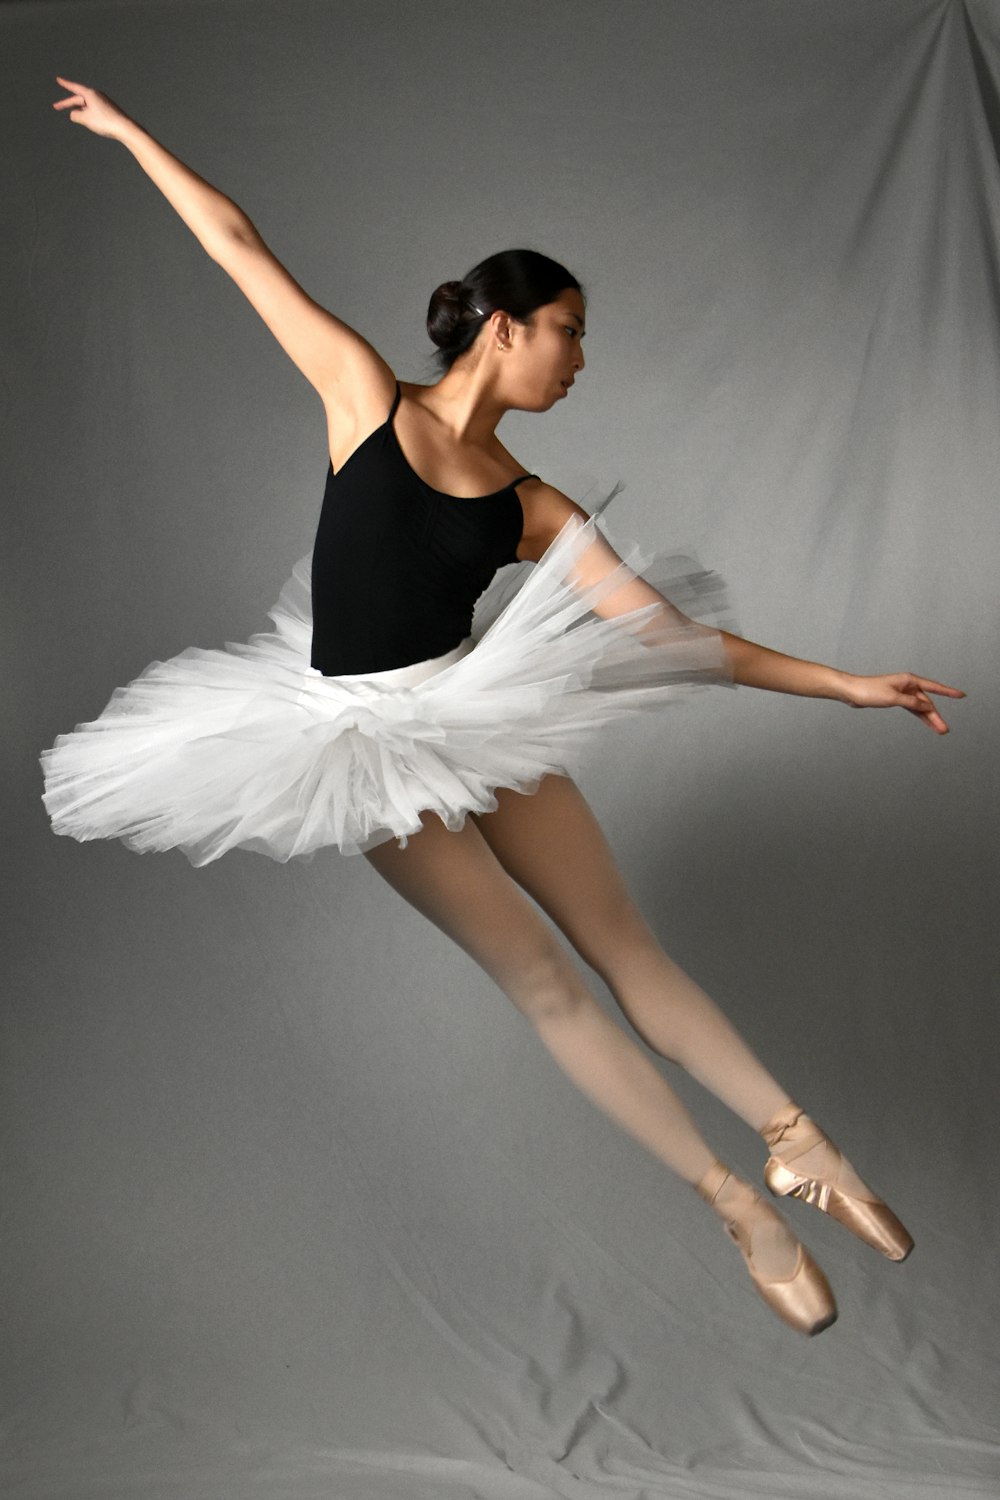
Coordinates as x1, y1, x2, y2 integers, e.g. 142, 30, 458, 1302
39, 511, 735, 865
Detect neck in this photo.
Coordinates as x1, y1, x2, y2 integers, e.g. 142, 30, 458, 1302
421, 363, 510, 445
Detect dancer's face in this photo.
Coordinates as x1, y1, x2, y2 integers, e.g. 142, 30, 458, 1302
502, 289, 586, 412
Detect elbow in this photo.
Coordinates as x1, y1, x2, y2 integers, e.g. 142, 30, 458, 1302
205, 207, 260, 265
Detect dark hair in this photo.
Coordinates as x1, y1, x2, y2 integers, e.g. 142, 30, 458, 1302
426, 248, 583, 374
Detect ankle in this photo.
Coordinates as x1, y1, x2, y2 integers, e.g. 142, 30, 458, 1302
760, 1102, 817, 1154
696, 1162, 804, 1281
694, 1161, 757, 1218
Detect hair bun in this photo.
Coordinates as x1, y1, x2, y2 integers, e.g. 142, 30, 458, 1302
426, 280, 466, 348
427, 249, 581, 375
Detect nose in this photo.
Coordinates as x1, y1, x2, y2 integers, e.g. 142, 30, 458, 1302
574, 343, 585, 373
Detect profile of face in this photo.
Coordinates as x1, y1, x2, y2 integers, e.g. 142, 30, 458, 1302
496, 289, 587, 411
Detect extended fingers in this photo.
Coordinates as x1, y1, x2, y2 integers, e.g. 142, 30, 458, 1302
891, 677, 950, 730
905, 701, 950, 734
910, 675, 966, 698
888, 673, 965, 730
53, 76, 88, 110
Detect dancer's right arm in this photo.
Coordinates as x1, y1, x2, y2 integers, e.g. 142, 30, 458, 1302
52, 78, 386, 402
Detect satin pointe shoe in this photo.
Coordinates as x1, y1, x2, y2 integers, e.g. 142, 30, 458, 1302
761, 1103, 914, 1262
695, 1162, 838, 1336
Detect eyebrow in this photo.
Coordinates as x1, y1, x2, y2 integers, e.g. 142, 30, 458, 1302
567, 312, 587, 335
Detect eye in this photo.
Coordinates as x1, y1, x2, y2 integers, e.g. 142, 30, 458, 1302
565, 327, 578, 338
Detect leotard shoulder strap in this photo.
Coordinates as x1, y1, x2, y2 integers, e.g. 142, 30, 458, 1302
389, 379, 403, 422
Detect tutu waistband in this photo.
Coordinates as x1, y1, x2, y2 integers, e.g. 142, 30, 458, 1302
300, 636, 476, 693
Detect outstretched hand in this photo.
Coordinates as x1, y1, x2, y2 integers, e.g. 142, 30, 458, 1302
841, 671, 965, 734
53, 77, 134, 141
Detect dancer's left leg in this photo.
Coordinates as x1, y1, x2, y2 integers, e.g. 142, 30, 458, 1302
472, 775, 887, 1213
471, 775, 907, 1267
471, 775, 797, 1134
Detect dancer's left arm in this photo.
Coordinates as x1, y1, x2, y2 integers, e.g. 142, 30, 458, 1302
521, 484, 966, 736
715, 633, 964, 734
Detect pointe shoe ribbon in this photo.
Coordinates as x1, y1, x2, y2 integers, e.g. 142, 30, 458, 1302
695, 1161, 837, 1337
761, 1104, 914, 1263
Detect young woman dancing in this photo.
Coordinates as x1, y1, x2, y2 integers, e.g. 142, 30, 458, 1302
42, 79, 965, 1337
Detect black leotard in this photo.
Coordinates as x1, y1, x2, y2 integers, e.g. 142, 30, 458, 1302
310, 380, 537, 676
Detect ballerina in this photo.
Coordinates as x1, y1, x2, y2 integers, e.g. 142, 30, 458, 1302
42, 78, 965, 1336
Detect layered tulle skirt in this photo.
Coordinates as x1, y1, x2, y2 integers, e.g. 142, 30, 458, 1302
39, 511, 735, 865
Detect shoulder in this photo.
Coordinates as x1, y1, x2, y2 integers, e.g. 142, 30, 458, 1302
490, 440, 590, 559
514, 479, 591, 562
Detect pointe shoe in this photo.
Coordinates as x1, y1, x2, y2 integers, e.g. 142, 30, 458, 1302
695, 1162, 838, 1336
761, 1103, 914, 1263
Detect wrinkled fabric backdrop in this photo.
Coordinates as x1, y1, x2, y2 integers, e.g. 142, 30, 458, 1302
4, 1, 999, 1496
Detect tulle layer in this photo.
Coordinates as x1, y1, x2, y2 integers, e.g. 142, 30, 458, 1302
40, 513, 734, 865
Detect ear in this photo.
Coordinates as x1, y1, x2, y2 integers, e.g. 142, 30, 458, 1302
493, 310, 520, 348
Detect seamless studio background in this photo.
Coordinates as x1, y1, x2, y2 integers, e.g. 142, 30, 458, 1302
3, 1, 999, 1497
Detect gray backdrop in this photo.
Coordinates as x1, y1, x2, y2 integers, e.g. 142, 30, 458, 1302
4, 1, 999, 1496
